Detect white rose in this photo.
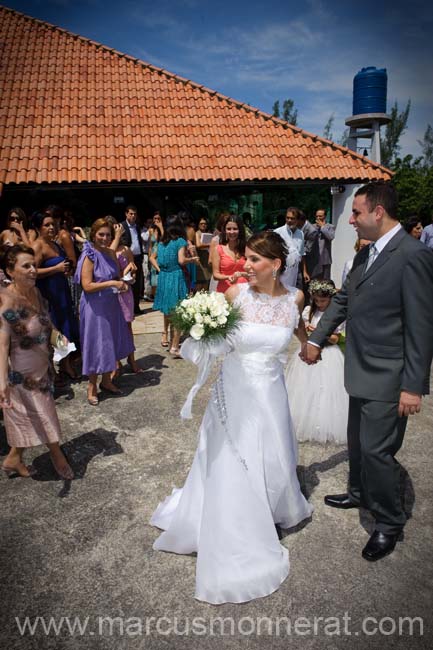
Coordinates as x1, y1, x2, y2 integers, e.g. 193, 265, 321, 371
210, 304, 224, 317
190, 323, 205, 340
209, 321, 218, 328
195, 313, 203, 323
217, 315, 227, 325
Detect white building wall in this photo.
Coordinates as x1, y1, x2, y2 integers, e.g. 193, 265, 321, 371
331, 183, 362, 287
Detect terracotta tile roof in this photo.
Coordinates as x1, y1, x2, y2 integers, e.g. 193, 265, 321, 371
0, 5, 392, 189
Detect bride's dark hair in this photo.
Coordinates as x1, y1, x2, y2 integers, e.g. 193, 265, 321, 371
246, 232, 288, 273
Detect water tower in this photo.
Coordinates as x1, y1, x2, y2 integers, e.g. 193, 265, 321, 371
345, 67, 391, 165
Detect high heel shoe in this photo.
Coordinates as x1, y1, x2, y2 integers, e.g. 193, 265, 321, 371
2, 463, 36, 478
169, 347, 182, 359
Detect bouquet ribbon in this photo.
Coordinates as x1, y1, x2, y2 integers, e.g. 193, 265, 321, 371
180, 337, 231, 419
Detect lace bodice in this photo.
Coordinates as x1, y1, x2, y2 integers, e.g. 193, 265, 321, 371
233, 284, 300, 330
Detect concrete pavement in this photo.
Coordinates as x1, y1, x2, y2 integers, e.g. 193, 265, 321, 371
1, 309, 432, 649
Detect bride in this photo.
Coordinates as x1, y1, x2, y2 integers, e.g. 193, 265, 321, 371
150, 231, 313, 604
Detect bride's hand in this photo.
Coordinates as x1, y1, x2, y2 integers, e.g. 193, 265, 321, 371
300, 342, 321, 364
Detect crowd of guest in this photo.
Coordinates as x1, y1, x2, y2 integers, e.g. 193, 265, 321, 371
1, 200, 432, 479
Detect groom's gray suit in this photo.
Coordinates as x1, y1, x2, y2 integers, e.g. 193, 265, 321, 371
309, 228, 433, 534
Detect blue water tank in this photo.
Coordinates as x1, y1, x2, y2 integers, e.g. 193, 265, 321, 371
352, 67, 387, 115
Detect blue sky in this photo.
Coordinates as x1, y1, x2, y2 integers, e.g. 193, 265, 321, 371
4, 0, 433, 158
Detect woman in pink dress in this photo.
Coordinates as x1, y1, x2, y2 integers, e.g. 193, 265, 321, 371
0, 244, 73, 479
211, 214, 248, 293
109, 222, 143, 374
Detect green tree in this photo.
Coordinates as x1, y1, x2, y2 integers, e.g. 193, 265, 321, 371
418, 124, 433, 167
323, 114, 334, 141
392, 154, 433, 221
272, 98, 298, 125
282, 99, 298, 126
381, 100, 411, 168
338, 128, 349, 147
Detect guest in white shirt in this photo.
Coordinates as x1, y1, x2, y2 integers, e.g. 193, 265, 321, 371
274, 207, 306, 288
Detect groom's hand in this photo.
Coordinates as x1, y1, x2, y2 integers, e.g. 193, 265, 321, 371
300, 342, 322, 364
398, 391, 422, 417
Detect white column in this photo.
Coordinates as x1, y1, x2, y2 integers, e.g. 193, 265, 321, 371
331, 184, 361, 287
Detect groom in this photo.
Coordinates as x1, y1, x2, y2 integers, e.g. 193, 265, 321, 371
303, 182, 433, 561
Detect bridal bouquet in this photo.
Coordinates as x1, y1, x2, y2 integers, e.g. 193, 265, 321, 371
171, 291, 241, 342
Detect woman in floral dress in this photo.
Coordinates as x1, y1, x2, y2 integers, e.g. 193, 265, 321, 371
0, 245, 73, 479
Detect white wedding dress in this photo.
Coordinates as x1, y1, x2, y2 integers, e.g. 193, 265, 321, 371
150, 284, 313, 604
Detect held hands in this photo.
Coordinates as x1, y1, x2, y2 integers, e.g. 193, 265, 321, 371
299, 342, 322, 365
398, 391, 422, 417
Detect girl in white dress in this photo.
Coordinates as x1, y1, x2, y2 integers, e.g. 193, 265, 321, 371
285, 279, 348, 444
150, 232, 313, 604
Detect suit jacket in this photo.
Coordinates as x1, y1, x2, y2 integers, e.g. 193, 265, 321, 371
301, 221, 320, 276
317, 223, 335, 266
309, 229, 433, 401
120, 220, 143, 256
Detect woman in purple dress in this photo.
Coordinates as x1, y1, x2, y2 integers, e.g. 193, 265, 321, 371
75, 219, 134, 405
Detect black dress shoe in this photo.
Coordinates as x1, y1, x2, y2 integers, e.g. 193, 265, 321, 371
362, 530, 399, 562
324, 493, 359, 509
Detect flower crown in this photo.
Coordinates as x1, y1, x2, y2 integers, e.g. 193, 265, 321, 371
308, 279, 337, 296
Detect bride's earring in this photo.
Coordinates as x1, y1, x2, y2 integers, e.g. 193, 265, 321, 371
272, 268, 277, 280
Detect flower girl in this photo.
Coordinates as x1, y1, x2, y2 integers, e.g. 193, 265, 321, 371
285, 279, 348, 444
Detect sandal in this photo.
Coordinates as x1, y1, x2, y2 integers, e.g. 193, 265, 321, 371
161, 335, 169, 348
169, 347, 182, 359
87, 387, 99, 406
2, 463, 36, 478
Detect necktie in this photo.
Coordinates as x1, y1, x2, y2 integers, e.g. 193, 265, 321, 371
365, 243, 378, 273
